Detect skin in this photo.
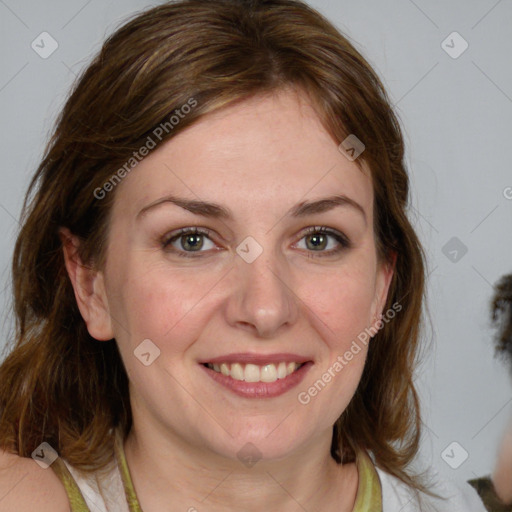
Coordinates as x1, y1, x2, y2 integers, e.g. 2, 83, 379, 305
492, 417, 512, 504
61, 87, 394, 511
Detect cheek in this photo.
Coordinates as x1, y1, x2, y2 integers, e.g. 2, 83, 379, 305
301, 264, 377, 346
108, 263, 216, 353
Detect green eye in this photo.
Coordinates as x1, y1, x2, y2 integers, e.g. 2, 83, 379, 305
297, 226, 351, 257
161, 227, 216, 258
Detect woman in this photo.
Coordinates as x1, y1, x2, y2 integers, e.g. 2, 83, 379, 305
0, 0, 486, 510
469, 273, 512, 511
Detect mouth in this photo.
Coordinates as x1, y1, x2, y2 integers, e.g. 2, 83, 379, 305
199, 354, 313, 398
203, 361, 305, 383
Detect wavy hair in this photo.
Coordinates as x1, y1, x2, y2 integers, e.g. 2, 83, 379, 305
0, 0, 428, 493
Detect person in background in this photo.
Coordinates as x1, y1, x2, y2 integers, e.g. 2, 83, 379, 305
469, 273, 512, 511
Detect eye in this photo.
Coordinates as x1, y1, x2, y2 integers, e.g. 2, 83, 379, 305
161, 225, 351, 259
295, 226, 351, 257
161, 227, 217, 258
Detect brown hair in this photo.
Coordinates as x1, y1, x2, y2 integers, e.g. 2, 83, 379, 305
0, 0, 428, 493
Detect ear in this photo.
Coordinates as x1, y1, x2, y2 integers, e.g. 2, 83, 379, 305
370, 250, 396, 333
58, 227, 114, 341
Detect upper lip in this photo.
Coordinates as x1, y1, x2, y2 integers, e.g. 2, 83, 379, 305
199, 352, 313, 365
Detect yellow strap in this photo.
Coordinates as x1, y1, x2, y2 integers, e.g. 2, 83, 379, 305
50, 457, 91, 512
353, 449, 383, 511
114, 429, 143, 512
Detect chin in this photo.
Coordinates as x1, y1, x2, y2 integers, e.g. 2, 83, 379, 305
205, 420, 316, 465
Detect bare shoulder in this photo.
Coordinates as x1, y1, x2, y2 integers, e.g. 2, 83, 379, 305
0, 448, 70, 512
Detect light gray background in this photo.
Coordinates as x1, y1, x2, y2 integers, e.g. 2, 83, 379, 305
1, 0, 511, 488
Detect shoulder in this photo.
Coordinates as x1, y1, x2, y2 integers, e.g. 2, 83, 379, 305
375, 466, 487, 512
0, 448, 70, 512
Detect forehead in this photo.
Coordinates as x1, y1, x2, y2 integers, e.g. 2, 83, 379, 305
111, 88, 373, 224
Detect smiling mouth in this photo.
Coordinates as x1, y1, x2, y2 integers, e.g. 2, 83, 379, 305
203, 362, 305, 383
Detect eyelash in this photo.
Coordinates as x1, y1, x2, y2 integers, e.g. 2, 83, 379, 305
160, 226, 351, 259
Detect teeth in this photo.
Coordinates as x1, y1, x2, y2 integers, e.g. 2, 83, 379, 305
277, 362, 287, 379
206, 361, 302, 382
244, 364, 260, 382
231, 363, 244, 381
260, 364, 277, 383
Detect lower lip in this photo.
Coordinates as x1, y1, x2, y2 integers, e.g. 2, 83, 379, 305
200, 362, 313, 398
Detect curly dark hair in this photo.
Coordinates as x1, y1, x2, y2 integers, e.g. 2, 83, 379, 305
491, 274, 512, 366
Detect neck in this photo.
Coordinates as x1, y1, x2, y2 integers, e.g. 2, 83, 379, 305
123, 421, 358, 512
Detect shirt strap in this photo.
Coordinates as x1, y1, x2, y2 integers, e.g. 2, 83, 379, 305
50, 456, 92, 512
114, 429, 143, 512
353, 449, 383, 511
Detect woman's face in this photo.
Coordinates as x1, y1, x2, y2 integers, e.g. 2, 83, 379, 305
86, 88, 393, 461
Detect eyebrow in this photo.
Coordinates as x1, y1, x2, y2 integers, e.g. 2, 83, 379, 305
136, 193, 367, 224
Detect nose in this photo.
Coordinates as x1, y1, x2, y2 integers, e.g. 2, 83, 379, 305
225, 246, 299, 339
